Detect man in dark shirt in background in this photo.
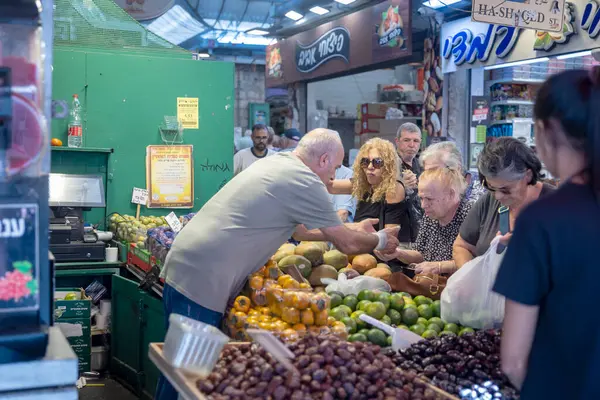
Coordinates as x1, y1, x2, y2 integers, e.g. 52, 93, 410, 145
395, 122, 423, 239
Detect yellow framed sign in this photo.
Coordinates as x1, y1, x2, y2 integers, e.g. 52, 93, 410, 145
146, 145, 194, 208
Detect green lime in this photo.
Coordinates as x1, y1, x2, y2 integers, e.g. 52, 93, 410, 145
337, 305, 353, 316
367, 329, 388, 346
444, 323, 459, 334
358, 328, 371, 336
386, 336, 393, 346
329, 291, 345, 299
341, 317, 357, 334
422, 329, 438, 339
459, 327, 475, 336
357, 300, 372, 311
398, 325, 409, 330
348, 333, 368, 342
414, 295, 433, 306
380, 315, 392, 325
376, 292, 391, 310
351, 311, 368, 330
428, 317, 445, 331
409, 324, 426, 336
440, 331, 457, 337
431, 300, 441, 317
329, 293, 343, 309
342, 295, 359, 311
64, 293, 78, 300
401, 307, 419, 326
403, 303, 417, 310
427, 323, 442, 333
357, 290, 376, 302
397, 292, 412, 299
417, 317, 429, 326
365, 302, 387, 320
417, 304, 433, 319
387, 309, 402, 325
389, 293, 405, 312
330, 307, 350, 321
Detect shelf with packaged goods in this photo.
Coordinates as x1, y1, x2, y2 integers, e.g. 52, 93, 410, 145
51, 146, 114, 154
490, 100, 534, 106
490, 118, 534, 126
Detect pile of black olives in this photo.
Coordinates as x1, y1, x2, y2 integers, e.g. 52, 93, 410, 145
381, 330, 519, 400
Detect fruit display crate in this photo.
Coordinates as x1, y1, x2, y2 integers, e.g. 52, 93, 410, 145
127, 243, 153, 273
148, 343, 459, 400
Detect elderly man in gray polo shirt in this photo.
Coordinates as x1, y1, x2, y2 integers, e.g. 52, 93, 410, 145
156, 128, 399, 399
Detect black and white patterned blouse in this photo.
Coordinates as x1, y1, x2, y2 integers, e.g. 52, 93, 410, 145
415, 199, 472, 262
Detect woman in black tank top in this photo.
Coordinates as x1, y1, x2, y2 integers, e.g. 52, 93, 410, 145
330, 138, 414, 274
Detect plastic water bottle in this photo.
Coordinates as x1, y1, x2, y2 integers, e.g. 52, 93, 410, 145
67, 94, 82, 148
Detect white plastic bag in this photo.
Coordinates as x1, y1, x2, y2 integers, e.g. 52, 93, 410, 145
441, 237, 506, 329
322, 274, 391, 296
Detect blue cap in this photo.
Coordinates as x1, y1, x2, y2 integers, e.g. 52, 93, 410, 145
283, 128, 303, 141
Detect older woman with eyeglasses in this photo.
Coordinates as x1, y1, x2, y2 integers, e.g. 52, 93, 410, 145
453, 137, 555, 268
329, 138, 416, 273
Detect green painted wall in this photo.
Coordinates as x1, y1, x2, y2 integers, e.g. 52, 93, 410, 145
51, 48, 234, 226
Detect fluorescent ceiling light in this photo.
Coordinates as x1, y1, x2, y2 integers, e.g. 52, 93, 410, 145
147, 5, 205, 45
334, 0, 357, 4
484, 57, 550, 70
285, 10, 303, 21
423, 0, 461, 9
247, 29, 270, 36
197, 53, 210, 58
556, 50, 592, 60
217, 32, 276, 46
310, 6, 330, 15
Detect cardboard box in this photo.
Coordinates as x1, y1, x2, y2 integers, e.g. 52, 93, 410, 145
54, 288, 91, 320
358, 117, 382, 134
358, 132, 397, 147
377, 119, 405, 135
57, 317, 91, 347
360, 103, 390, 119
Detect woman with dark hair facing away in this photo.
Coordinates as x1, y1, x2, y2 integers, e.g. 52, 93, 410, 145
452, 137, 554, 267
492, 67, 600, 399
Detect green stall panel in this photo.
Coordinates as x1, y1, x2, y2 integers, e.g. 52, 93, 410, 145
111, 275, 143, 392
140, 291, 166, 398
51, 49, 235, 218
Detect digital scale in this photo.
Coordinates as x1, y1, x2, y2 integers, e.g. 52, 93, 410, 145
49, 173, 107, 262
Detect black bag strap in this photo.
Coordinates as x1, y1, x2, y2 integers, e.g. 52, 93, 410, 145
379, 198, 386, 231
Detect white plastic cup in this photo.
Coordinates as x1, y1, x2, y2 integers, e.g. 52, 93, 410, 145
99, 300, 111, 316
95, 313, 107, 330
105, 247, 118, 262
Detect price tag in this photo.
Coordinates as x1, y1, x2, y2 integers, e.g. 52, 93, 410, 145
165, 212, 182, 233
131, 187, 149, 206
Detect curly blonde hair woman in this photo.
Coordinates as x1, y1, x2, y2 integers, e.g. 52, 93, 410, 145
330, 138, 415, 273
351, 138, 399, 203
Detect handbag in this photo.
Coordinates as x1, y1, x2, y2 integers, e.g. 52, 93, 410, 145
385, 271, 447, 300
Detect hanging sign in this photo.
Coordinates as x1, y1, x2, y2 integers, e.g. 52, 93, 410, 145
472, 0, 565, 32
164, 212, 182, 233
441, 0, 600, 73
176, 97, 199, 129
295, 27, 351, 73
146, 145, 194, 208
266, 0, 412, 86
471, 96, 490, 126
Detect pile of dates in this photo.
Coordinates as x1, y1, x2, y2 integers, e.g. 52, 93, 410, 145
382, 330, 519, 400
199, 334, 450, 400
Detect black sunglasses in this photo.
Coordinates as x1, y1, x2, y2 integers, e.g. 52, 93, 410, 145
360, 157, 384, 169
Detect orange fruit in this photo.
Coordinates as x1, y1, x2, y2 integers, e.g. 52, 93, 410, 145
51, 138, 63, 146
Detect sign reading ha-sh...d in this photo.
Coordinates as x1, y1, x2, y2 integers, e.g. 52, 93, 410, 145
472, 0, 566, 33
295, 27, 351, 73
440, 0, 600, 73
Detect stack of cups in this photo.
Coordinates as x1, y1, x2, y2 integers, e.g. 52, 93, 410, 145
96, 299, 111, 330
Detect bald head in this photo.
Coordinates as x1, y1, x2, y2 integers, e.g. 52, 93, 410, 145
294, 128, 345, 186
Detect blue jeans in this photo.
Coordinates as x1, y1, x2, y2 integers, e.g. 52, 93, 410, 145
154, 284, 223, 400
